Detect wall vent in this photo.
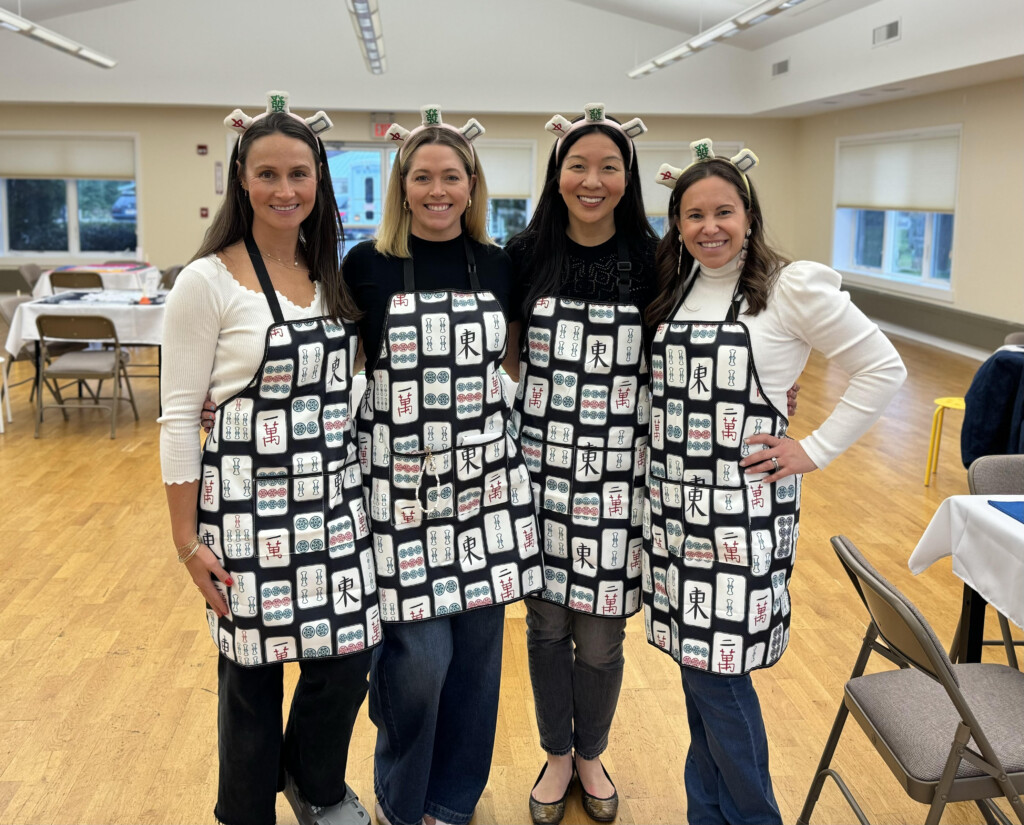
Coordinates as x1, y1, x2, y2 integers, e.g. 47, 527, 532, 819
771, 59, 789, 77
873, 19, 901, 46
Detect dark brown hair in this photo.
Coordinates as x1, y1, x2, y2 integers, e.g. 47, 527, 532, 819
192, 111, 360, 321
646, 157, 788, 326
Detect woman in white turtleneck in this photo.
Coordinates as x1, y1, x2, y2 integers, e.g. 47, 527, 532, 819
642, 146, 905, 825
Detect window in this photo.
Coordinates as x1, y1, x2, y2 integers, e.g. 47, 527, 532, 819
486, 199, 529, 245
325, 144, 394, 244
832, 129, 959, 291
0, 133, 139, 258
326, 140, 535, 246
835, 208, 953, 283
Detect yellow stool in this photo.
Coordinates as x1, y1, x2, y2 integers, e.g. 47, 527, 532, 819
925, 396, 965, 485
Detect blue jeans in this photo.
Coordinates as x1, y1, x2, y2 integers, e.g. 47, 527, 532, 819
214, 651, 372, 825
680, 668, 782, 825
525, 598, 625, 759
369, 606, 505, 825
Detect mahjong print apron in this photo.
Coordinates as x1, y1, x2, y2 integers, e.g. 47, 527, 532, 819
358, 237, 542, 623
510, 239, 650, 617
642, 275, 800, 675
197, 235, 382, 666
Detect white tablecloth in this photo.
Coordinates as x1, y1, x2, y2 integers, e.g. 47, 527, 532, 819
5, 290, 166, 355
33, 265, 161, 298
909, 494, 1024, 631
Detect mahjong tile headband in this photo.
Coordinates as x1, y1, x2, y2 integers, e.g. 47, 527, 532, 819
384, 105, 486, 164
545, 103, 648, 164
224, 90, 333, 140
656, 138, 759, 200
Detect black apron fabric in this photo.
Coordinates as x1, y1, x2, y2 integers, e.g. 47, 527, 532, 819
358, 238, 542, 623
642, 276, 800, 674
197, 236, 381, 665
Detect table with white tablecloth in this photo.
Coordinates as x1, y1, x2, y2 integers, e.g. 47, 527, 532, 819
5, 289, 166, 355
909, 494, 1024, 662
33, 263, 161, 298
5, 290, 167, 416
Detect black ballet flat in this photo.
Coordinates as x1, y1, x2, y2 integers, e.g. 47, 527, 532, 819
529, 761, 576, 825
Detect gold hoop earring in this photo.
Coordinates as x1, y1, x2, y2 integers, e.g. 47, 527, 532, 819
402, 200, 410, 211
467, 197, 472, 208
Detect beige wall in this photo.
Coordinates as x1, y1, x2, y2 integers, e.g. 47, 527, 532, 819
794, 77, 1024, 324
2, 80, 1021, 326
0, 103, 801, 271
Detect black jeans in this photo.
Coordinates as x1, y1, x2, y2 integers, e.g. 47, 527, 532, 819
525, 598, 626, 759
214, 650, 373, 825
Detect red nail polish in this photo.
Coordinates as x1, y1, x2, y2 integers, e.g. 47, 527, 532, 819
225, 577, 234, 586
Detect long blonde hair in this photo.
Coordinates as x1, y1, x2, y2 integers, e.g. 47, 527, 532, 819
375, 127, 494, 258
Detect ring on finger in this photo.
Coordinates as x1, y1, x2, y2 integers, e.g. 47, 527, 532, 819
770, 456, 780, 472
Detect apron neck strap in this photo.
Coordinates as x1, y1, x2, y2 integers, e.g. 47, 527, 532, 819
244, 233, 285, 325
678, 265, 745, 322
615, 235, 632, 304
403, 235, 481, 293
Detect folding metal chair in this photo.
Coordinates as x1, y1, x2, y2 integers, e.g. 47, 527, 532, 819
35, 314, 139, 439
799, 535, 1024, 825
50, 271, 103, 291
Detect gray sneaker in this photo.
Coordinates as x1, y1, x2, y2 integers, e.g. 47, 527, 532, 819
284, 773, 370, 825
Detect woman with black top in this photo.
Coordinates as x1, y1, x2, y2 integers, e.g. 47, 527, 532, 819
504, 104, 659, 825
343, 106, 542, 825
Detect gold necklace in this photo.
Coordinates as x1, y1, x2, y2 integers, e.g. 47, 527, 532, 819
260, 250, 308, 272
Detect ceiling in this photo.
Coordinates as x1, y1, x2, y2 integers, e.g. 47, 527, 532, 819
1, 0, 1021, 117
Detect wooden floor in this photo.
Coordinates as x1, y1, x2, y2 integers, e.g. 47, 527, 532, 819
0, 334, 1014, 825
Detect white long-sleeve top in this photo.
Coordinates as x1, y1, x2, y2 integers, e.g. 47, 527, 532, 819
670, 256, 906, 470
159, 254, 324, 484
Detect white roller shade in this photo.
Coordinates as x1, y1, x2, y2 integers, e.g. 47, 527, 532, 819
475, 142, 534, 198
636, 142, 742, 216
835, 132, 959, 212
0, 134, 136, 179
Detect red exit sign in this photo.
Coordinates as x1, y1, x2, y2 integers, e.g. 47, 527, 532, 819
371, 112, 395, 140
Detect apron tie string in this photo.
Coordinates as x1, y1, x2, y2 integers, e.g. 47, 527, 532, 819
413, 447, 443, 516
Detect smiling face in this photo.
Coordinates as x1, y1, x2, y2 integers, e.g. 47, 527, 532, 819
676, 174, 751, 269
558, 132, 626, 240
403, 143, 476, 242
239, 132, 319, 235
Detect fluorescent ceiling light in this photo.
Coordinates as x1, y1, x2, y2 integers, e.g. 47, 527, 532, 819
346, 0, 386, 75
0, 10, 30, 32
77, 48, 117, 68
736, 0, 788, 25
653, 44, 692, 66
0, 7, 117, 67
627, 61, 657, 79
627, 0, 829, 79
689, 20, 738, 49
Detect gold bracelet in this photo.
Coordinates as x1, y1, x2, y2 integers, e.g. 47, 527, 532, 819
176, 536, 202, 563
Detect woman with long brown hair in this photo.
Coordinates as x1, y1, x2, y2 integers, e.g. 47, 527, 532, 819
161, 91, 379, 825
643, 140, 905, 825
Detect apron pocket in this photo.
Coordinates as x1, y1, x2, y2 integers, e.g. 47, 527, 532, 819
389, 428, 511, 529
252, 471, 328, 564
566, 439, 646, 529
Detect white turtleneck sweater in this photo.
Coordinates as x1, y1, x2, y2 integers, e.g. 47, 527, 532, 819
670, 256, 906, 470
159, 254, 324, 485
